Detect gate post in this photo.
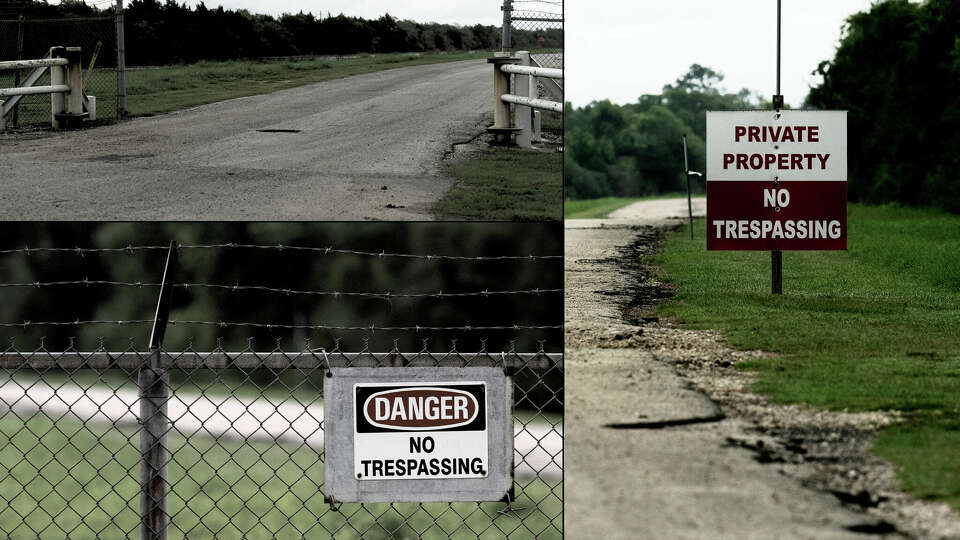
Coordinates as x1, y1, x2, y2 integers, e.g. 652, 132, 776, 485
65, 47, 84, 116
515, 51, 534, 148
49, 47, 66, 129
486, 56, 522, 145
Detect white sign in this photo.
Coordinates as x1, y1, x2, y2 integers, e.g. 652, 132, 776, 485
706, 110, 847, 181
353, 382, 488, 480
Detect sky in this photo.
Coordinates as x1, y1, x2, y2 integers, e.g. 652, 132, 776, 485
566, 0, 879, 108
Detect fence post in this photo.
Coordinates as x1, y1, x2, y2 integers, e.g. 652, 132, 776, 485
501, 0, 513, 54
140, 241, 177, 540
13, 16, 24, 126
515, 51, 533, 147
116, 0, 127, 116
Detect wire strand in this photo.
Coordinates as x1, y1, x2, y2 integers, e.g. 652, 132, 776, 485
0, 280, 561, 299
0, 243, 561, 261
0, 320, 562, 331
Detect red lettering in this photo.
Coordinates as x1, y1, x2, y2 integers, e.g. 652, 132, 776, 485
808, 126, 819, 142
734, 126, 746, 142
723, 154, 734, 169
748, 126, 760, 142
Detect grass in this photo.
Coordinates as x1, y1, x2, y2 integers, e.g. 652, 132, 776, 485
564, 193, 692, 219
0, 413, 561, 539
653, 203, 960, 509
435, 148, 562, 221
1, 52, 489, 124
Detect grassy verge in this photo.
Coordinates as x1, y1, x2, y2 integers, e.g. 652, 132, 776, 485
0, 52, 489, 123
436, 148, 562, 221
564, 193, 690, 219
0, 414, 561, 539
653, 203, 960, 509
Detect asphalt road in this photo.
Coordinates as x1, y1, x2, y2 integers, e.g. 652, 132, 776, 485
565, 197, 890, 539
0, 60, 490, 221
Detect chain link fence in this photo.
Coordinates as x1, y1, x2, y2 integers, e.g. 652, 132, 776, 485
0, 234, 562, 538
0, 16, 118, 129
503, 1, 563, 70
0, 347, 562, 539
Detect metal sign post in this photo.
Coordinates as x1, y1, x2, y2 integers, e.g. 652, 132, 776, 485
682, 135, 695, 240
772, 0, 783, 294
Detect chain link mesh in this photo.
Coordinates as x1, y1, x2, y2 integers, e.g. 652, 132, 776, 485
0, 346, 562, 539
0, 17, 118, 130
507, 1, 563, 70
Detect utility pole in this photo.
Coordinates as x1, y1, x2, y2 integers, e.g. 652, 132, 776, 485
115, 0, 127, 116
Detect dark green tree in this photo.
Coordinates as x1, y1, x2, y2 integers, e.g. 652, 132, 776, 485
807, 0, 960, 212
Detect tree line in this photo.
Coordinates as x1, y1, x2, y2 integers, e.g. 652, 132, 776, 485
566, 0, 959, 213
3, 0, 561, 65
564, 65, 762, 200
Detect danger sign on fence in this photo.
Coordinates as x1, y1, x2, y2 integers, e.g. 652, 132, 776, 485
706, 110, 848, 250
353, 382, 488, 480
324, 367, 513, 503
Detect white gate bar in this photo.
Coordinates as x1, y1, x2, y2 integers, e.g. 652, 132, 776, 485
0, 63, 52, 117
501, 94, 563, 113
0, 84, 70, 97
500, 64, 563, 80
0, 57, 68, 71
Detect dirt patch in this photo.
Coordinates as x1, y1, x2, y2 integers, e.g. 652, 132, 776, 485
618, 224, 960, 540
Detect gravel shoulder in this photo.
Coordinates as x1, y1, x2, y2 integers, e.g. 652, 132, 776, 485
563, 197, 960, 539
0, 60, 490, 221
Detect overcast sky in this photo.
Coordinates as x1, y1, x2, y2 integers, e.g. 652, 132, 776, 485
168, 0, 501, 26
567, 0, 879, 108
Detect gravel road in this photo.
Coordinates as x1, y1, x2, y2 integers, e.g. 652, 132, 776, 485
565, 197, 901, 539
0, 60, 490, 221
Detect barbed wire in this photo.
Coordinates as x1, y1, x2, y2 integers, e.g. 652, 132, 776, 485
0, 244, 562, 261
0, 319, 562, 331
0, 280, 562, 299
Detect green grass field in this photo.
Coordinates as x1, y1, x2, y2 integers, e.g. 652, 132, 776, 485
0, 413, 561, 539
1, 52, 489, 125
564, 194, 691, 219
436, 148, 562, 221
653, 203, 960, 509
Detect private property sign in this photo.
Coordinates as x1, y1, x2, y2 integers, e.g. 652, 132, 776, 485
324, 367, 513, 503
706, 110, 848, 250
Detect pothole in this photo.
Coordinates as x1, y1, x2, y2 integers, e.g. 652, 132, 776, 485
256, 129, 301, 133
